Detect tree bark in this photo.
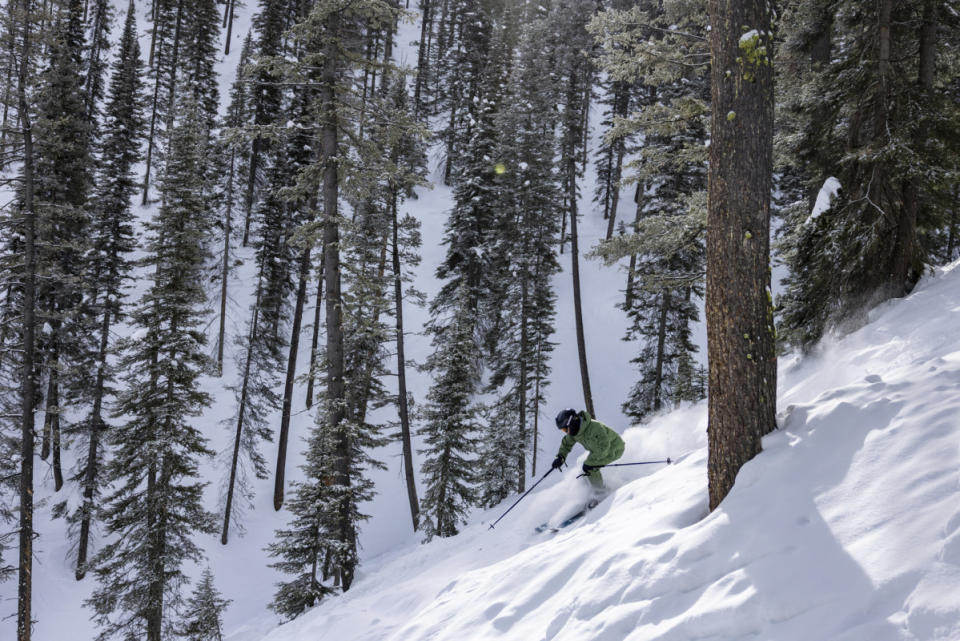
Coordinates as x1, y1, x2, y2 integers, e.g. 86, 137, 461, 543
217, 149, 235, 375
305, 262, 324, 409
569, 154, 594, 417
17, 0, 37, 634
320, 10, 355, 591
653, 289, 671, 413
222, 282, 263, 543
604, 129, 625, 240
624, 183, 643, 310
517, 280, 529, 492
223, 0, 235, 55
76, 307, 111, 579
392, 198, 419, 531
706, 0, 777, 512
274, 246, 311, 511
413, 0, 432, 115
890, 0, 936, 297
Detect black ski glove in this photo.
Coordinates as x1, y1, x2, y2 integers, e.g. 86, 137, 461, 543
582, 463, 601, 474
551, 456, 565, 470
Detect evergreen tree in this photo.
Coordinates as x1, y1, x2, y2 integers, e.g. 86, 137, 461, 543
142, 0, 186, 203
776, 0, 960, 350
590, 0, 710, 421
482, 14, 561, 500
5, 0, 40, 634
553, 0, 596, 415
87, 98, 216, 641
181, 0, 221, 132
419, 300, 480, 538
240, 0, 287, 245
33, 0, 95, 492
214, 31, 254, 374
268, 0, 407, 605
178, 567, 231, 641
67, 0, 145, 580
381, 77, 429, 530
82, 0, 112, 125
418, 43, 502, 533
435, 0, 495, 184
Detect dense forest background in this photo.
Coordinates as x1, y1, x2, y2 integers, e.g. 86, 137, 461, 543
0, 0, 958, 638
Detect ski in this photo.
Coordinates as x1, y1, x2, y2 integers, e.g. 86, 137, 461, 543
534, 498, 601, 534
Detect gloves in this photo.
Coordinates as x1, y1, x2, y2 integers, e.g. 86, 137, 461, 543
582, 463, 600, 474
551, 456, 565, 470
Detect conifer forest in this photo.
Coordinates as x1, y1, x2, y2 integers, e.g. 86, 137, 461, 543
0, 0, 957, 638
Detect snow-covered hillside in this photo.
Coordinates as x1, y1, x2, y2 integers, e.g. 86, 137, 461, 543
246, 259, 960, 641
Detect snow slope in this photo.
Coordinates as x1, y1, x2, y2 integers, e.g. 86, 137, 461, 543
248, 259, 960, 641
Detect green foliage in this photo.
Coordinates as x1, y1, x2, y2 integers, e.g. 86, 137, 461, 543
590, 0, 709, 420
87, 97, 217, 641
179, 568, 231, 641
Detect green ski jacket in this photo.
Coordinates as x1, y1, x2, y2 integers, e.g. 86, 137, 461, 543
556, 410, 625, 467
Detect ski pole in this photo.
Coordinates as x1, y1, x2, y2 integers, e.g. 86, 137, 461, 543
488, 467, 556, 530
575, 459, 672, 479
603, 458, 671, 467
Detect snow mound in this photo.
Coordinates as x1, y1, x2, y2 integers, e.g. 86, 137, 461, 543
247, 260, 960, 641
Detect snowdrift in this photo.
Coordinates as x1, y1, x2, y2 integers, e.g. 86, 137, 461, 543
247, 259, 960, 641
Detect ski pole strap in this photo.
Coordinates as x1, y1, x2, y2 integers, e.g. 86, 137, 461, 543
489, 467, 555, 530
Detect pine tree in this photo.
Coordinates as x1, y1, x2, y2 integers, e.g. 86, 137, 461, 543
240, 0, 287, 245
381, 77, 429, 530
82, 0, 112, 125
553, 0, 596, 416
419, 48, 501, 534
776, 0, 960, 350
142, 0, 186, 203
481, 14, 560, 499
87, 98, 216, 641
181, 0, 220, 132
34, 0, 95, 493
68, 0, 145, 581
268, 0, 408, 600
8, 0, 39, 634
214, 32, 254, 374
590, 0, 710, 421
178, 567, 231, 641
419, 301, 480, 538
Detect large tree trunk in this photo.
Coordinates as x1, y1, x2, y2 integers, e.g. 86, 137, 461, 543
305, 262, 323, 409
17, 1, 37, 635
222, 282, 263, 542
223, 0, 235, 55
274, 247, 312, 511
517, 280, 529, 492
890, 0, 936, 297
568, 154, 594, 417
217, 149, 235, 375
413, 0, 432, 115
706, 0, 777, 512
146, 466, 167, 641
392, 197, 419, 531
320, 10, 355, 591
76, 307, 111, 579
652, 289, 671, 413
624, 183, 644, 310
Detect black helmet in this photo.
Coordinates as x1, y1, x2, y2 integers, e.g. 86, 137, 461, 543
555, 408, 578, 430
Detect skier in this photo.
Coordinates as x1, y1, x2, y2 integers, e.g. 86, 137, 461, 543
550, 408, 625, 493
